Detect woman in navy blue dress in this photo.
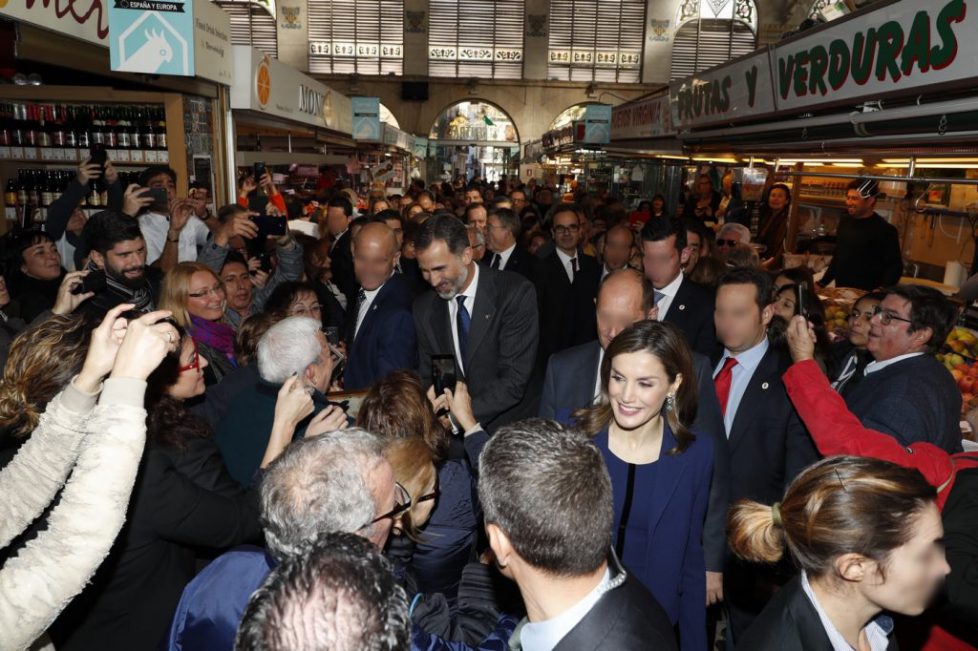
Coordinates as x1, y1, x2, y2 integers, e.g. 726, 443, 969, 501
574, 320, 713, 651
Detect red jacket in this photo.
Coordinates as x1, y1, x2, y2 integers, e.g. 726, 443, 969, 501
783, 359, 978, 650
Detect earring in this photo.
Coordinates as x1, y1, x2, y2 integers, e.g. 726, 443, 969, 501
665, 393, 675, 411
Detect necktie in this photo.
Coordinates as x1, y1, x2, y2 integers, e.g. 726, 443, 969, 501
714, 357, 739, 417
355, 288, 367, 315
654, 290, 666, 305
570, 257, 578, 282
490, 253, 501, 269
456, 295, 471, 363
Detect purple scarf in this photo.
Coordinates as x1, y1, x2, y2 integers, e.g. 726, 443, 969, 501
190, 315, 237, 366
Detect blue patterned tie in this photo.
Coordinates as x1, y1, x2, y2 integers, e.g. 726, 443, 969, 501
456, 295, 471, 363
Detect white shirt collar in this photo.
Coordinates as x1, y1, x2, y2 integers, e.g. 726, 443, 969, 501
800, 571, 893, 651
555, 247, 577, 265
497, 242, 517, 269
519, 568, 612, 651
719, 336, 769, 374
864, 351, 924, 375
657, 270, 684, 297
459, 262, 479, 301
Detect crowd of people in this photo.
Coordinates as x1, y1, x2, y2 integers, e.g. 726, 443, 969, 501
0, 158, 975, 651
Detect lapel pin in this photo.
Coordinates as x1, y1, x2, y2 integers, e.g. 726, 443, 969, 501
678, 304, 686, 311
761, 382, 769, 390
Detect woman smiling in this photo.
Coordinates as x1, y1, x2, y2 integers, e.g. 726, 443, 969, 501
574, 320, 713, 651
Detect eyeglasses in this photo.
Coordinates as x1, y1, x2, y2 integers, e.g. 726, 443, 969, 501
178, 338, 200, 372
716, 238, 739, 247
370, 482, 412, 525
848, 308, 875, 322
553, 224, 581, 235
872, 306, 913, 326
417, 485, 440, 504
188, 285, 225, 299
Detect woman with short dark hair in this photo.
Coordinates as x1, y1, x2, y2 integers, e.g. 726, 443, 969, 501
573, 319, 713, 651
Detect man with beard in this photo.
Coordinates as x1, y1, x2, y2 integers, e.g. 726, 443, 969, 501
78, 210, 162, 318
413, 214, 539, 432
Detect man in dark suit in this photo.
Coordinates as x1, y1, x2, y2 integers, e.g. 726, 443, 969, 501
534, 203, 601, 365
413, 214, 538, 432
713, 267, 818, 646
482, 207, 535, 280
344, 222, 418, 390
479, 419, 678, 651
539, 268, 732, 608
641, 216, 718, 358
323, 196, 357, 308
843, 284, 962, 453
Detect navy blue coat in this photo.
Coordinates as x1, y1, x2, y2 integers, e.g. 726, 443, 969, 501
344, 274, 419, 390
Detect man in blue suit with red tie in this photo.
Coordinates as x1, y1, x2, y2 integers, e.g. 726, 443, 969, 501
344, 222, 418, 390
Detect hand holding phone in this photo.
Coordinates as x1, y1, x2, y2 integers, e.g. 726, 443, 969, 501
432, 355, 458, 395
795, 281, 809, 319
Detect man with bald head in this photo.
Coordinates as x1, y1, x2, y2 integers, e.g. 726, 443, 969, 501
540, 268, 733, 605
345, 221, 418, 390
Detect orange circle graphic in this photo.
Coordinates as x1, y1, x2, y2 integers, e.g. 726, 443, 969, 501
256, 60, 271, 107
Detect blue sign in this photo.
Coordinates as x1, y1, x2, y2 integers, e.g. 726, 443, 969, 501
109, 0, 195, 76
352, 97, 381, 142
583, 104, 612, 144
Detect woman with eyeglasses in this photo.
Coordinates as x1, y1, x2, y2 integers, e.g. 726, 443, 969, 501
160, 262, 238, 386
573, 320, 713, 651
825, 292, 884, 394
263, 280, 325, 329
49, 324, 266, 650
357, 370, 488, 611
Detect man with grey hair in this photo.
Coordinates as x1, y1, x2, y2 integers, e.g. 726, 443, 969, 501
234, 532, 411, 651
167, 429, 401, 650
715, 222, 752, 260
479, 419, 677, 650
215, 316, 342, 486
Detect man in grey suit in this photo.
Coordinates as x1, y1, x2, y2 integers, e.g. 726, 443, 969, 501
413, 214, 539, 432
539, 268, 732, 607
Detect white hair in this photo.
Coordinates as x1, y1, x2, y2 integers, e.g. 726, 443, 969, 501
719, 222, 752, 243
257, 316, 323, 383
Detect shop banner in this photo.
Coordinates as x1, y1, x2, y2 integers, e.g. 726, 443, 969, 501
773, 0, 975, 111
192, 0, 233, 84
0, 0, 108, 45
109, 0, 195, 75
230, 45, 352, 134
382, 123, 413, 151
611, 93, 673, 140
670, 51, 775, 129
352, 97, 382, 142
581, 103, 612, 144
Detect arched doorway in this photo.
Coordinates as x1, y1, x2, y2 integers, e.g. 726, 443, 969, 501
428, 100, 520, 184
671, 0, 758, 80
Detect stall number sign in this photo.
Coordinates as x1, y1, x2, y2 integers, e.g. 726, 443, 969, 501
428, 46, 522, 61
109, 0, 193, 75
309, 42, 402, 57
774, 0, 974, 110
549, 50, 640, 67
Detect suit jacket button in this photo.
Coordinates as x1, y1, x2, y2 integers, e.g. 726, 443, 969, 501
678, 304, 686, 311
761, 382, 769, 390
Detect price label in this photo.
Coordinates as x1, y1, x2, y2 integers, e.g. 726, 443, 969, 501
159, 150, 169, 163
79, 148, 90, 160
10, 146, 24, 158
130, 150, 145, 163
145, 150, 158, 163
0, 146, 10, 159
63, 148, 78, 161
115, 149, 131, 162
23, 147, 38, 160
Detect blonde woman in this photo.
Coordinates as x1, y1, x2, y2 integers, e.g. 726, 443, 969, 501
160, 262, 237, 385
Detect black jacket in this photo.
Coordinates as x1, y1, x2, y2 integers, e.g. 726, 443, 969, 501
481, 244, 536, 280
533, 249, 600, 365
546, 552, 677, 650
715, 344, 818, 504
739, 575, 898, 650
51, 436, 262, 650
414, 266, 539, 432
329, 229, 357, 309
662, 275, 719, 359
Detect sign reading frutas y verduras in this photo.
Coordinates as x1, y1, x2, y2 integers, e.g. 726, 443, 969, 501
773, 0, 972, 111
669, 51, 775, 129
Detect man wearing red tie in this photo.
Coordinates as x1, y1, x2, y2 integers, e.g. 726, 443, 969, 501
712, 267, 818, 648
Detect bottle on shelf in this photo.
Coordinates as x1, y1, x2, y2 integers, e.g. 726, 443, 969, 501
154, 107, 167, 150
3, 176, 17, 222
117, 107, 131, 149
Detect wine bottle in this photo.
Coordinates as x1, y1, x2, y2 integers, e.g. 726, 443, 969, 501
117, 107, 131, 149
155, 107, 167, 150
0, 103, 10, 147
77, 105, 91, 149
24, 104, 39, 148
16, 170, 28, 206
90, 107, 105, 146
129, 107, 142, 150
